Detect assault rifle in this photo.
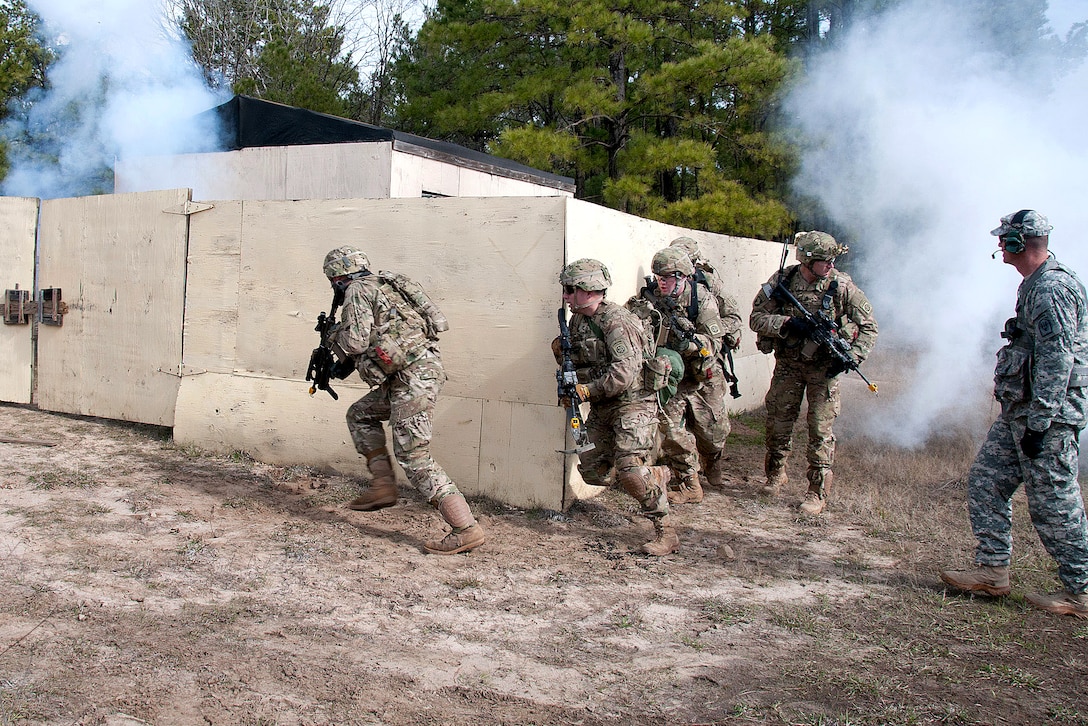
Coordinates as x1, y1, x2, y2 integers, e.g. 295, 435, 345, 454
767, 254, 878, 394
305, 293, 352, 400
723, 349, 742, 399
556, 307, 594, 454
662, 297, 714, 380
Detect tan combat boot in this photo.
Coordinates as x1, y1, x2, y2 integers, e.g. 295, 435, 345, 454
761, 452, 788, 496
642, 515, 679, 556
667, 475, 704, 505
347, 448, 399, 511
704, 454, 725, 489
1025, 590, 1088, 618
938, 565, 1011, 597
424, 492, 487, 555
799, 469, 832, 515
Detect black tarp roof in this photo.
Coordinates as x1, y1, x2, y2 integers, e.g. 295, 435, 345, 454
188, 95, 575, 192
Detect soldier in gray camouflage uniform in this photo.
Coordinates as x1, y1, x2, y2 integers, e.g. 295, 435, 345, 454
323, 246, 486, 555
749, 231, 878, 515
940, 210, 1088, 618
554, 258, 679, 555
639, 247, 731, 505
668, 237, 744, 490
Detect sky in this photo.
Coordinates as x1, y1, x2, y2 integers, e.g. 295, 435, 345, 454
784, 0, 1088, 446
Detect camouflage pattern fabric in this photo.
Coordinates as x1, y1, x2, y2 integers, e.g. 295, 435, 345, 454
332, 275, 460, 502
968, 254, 1088, 594
567, 299, 668, 516
750, 264, 877, 476
968, 418, 1088, 594
642, 279, 729, 480
763, 357, 841, 473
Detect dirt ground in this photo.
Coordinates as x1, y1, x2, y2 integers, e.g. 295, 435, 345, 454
2, 370, 1087, 725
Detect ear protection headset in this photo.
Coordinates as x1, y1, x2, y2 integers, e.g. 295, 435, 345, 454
1001, 209, 1032, 254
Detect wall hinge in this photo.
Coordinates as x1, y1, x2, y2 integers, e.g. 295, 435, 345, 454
163, 200, 215, 216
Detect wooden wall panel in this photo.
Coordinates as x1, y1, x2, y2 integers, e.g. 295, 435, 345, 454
35, 189, 190, 425
0, 196, 38, 404
176, 196, 572, 509
285, 143, 392, 199
183, 202, 243, 375
115, 150, 286, 201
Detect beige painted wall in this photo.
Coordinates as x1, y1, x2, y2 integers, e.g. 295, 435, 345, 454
0, 196, 38, 404
174, 196, 571, 510
35, 190, 190, 425
115, 142, 570, 202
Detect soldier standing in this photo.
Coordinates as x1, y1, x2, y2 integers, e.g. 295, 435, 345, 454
555, 258, 679, 555
639, 247, 729, 505
749, 231, 878, 515
940, 210, 1088, 618
668, 236, 744, 488
322, 245, 486, 555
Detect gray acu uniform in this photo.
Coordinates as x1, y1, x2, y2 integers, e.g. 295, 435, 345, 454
642, 280, 733, 481
749, 265, 878, 484
567, 299, 669, 519
969, 255, 1088, 594
332, 274, 460, 503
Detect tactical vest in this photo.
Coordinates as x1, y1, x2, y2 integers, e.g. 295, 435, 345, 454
354, 272, 448, 386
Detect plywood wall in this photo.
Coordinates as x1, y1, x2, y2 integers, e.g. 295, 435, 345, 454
34, 190, 190, 425
0, 196, 38, 404
174, 196, 572, 510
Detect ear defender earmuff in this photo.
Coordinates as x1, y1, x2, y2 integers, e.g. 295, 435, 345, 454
1001, 209, 1032, 254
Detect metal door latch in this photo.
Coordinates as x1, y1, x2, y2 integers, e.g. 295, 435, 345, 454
3, 286, 67, 326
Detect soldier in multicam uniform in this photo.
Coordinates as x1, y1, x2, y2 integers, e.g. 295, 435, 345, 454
555, 258, 679, 555
322, 245, 486, 555
639, 247, 730, 505
668, 236, 744, 490
941, 210, 1088, 618
749, 231, 878, 515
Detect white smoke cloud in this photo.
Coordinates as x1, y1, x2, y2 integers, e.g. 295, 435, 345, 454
1, 0, 226, 198
785, 0, 1088, 447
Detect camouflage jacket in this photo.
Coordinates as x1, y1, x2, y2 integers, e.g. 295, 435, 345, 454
749, 265, 878, 365
331, 274, 433, 385
568, 299, 652, 402
996, 255, 1088, 429
694, 264, 743, 350
641, 278, 727, 378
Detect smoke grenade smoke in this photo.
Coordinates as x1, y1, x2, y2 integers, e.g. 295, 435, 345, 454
785, 0, 1088, 447
1, 0, 224, 198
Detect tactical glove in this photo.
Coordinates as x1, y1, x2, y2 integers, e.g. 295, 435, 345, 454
332, 357, 356, 380
826, 359, 848, 378
1020, 427, 1046, 459
781, 317, 812, 337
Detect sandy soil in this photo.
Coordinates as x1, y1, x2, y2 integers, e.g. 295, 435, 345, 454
1, 384, 1086, 725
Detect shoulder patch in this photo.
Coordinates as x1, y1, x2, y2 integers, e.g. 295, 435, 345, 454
611, 340, 630, 357
1035, 309, 1059, 342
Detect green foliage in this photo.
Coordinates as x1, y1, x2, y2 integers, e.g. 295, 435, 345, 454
178, 0, 361, 118
391, 0, 801, 237
0, 0, 54, 180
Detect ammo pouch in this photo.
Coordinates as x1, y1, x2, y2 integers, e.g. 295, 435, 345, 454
368, 326, 428, 375
645, 347, 684, 405
993, 345, 1030, 404
1070, 366, 1088, 388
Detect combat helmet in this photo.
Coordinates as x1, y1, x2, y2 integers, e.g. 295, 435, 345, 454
560, 258, 612, 292
652, 247, 695, 277
323, 246, 370, 278
669, 236, 702, 263
795, 231, 847, 263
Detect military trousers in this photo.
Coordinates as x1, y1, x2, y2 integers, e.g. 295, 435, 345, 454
968, 416, 1088, 594
764, 357, 841, 471
579, 395, 668, 517
346, 351, 459, 502
659, 367, 730, 480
